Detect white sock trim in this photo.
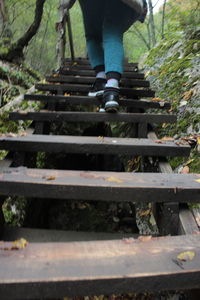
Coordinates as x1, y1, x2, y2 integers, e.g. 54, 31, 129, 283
105, 78, 119, 88
96, 71, 106, 79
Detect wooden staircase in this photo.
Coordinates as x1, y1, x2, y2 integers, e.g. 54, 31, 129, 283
0, 58, 200, 299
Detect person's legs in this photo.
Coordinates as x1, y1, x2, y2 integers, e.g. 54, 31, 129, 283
79, 0, 107, 96
103, 0, 139, 75
79, 0, 105, 70
102, 0, 139, 112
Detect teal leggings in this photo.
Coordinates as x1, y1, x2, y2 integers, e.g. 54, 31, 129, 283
79, 0, 138, 75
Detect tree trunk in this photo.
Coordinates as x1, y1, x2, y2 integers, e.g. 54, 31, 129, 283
56, 0, 67, 70
1, 0, 46, 62
147, 0, 156, 46
161, 0, 167, 39
0, 0, 12, 42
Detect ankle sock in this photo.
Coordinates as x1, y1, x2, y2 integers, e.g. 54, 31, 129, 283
96, 71, 106, 79
105, 78, 119, 89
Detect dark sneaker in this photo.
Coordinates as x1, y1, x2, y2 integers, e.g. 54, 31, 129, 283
88, 78, 106, 97
103, 87, 119, 113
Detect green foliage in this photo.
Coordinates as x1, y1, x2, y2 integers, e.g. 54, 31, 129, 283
2, 196, 26, 226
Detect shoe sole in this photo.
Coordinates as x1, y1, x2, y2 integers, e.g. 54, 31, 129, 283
88, 90, 104, 97
105, 101, 119, 113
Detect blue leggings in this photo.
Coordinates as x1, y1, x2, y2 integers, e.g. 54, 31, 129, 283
79, 0, 138, 75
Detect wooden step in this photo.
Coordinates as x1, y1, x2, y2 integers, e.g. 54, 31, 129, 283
2, 227, 135, 242
46, 76, 150, 88
0, 168, 199, 202
10, 111, 176, 124
64, 58, 138, 67
24, 94, 171, 109
35, 83, 155, 98
0, 134, 190, 157
61, 65, 138, 72
60, 69, 145, 79
0, 234, 200, 299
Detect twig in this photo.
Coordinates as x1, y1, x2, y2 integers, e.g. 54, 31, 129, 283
0, 85, 35, 114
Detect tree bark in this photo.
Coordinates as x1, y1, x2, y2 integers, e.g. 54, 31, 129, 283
161, 0, 167, 39
147, 0, 156, 46
56, 0, 67, 69
1, 0, 46, 62
0, 0, 12, 41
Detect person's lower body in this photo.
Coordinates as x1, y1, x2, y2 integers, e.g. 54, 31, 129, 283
79, 0, 139, 112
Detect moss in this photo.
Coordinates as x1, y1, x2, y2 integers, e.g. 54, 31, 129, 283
145, 38, 179, 67
169, 149, 200, 173
189, 151, 200, 173
184, 39, 200, 56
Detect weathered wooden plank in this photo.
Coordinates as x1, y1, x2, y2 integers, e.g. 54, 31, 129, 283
1, 235, 200, 299
61, 65, 138, 72
0, 134, 190, 157
148, 132, 180, 235
0, 197, 5, 238
10, 111, 176, 124
2, 227, 136, 242
24, 94, 171, 109
0, 168, 199, 202
64, 58, 137, 67
60, 69, 145, 79
179, 206, 199, 235
46, 76, 150, 87
35, 83, 155, 98
192, 207, 200, 228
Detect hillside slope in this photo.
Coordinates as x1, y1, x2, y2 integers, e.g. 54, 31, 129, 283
143, 28, 200, 173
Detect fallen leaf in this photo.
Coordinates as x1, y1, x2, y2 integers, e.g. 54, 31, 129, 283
179, 100, 187, 107
107, 176, 123, 184
195, 179, 200, 183
139, 209, 151, 217
20, 132, 27, 136
177, 251, 195, 261
182, 89, 194, 101
185, 158, 194, 165
138, 236, 152, 242
77, 203, 88, 210
154, 139, 164, 144
0, 238, 28, 251
122, 237, 135, 244
161, 136, 174, 141
181, 166, 190, 174
64, 93, 70, 96
6, 133, 17, 137
80, 173, 95, 179
197, 137, 200, 145
152, 97, 164, 102
13, 238, 28, 249
44, 176, 56, 181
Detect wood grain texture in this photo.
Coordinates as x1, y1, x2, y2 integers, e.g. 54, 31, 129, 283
0, 134, 190, 157
35, 83, 155, 98
179, 206, 199, 235
61, 64, 138, 72
60, 69, 145, 79
24, 94, 171, 109
46, 76, 150, 87
10, 111, 176, 124
0, 168, 199, 202
0, 235, 200, 299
